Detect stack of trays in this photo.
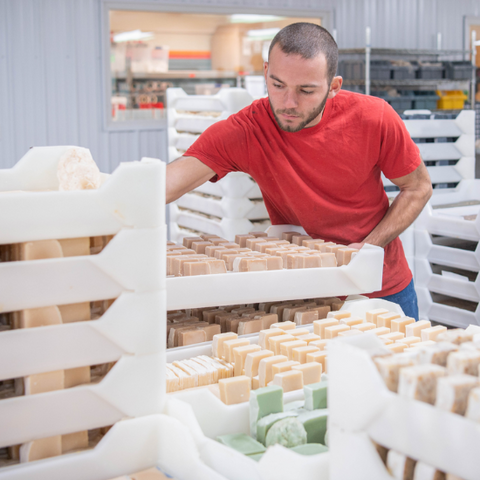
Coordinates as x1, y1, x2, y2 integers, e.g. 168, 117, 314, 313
167, 88, 271, 242
0, 147, 167, 479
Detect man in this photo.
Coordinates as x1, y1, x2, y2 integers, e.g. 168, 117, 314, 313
166, 23, 432, 319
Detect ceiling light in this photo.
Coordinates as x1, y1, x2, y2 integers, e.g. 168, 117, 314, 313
230, 14, 285, 23
113, 30, 154, 43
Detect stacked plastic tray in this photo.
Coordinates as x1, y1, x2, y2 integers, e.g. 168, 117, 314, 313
167, 88, 271, 242
0, 147, 167, 479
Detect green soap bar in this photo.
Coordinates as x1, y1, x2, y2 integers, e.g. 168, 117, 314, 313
265, 417, 307, 448
284, 400, 305, 411
248, 453, 264, 462
298, 409, 328, 444
256, 411, 298, 445
304, 381, 328, 411
216, 433, 266, 455
290, 443, 328, 455
249, 385, 283, 436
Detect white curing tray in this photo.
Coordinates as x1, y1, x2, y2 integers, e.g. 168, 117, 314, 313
0, 352, 165, 448
0, 291, 166, 381
168, 128, 200, 151
329, 334, 480, 480
0, 227, 165, 312
0, 147, 165, 243
0, 414, 228, 480
168, 109, 230, 134
166, 243, 384, 310
170, 204, 271, 241
403, 110, 475, 139
175, 193, 268, 220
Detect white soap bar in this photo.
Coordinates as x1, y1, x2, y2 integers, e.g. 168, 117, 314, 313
366, 308, 389, 325
421, 325, 447, 342
233, 344, 261, 376
212, 332, 238, 359
258, 355, 288, 387
398, 364, 446, 404
258, 328, 285, 349
447, 350, 480, 376
244, 350, 274, 377
418, 342, 458, 367
391, 317, 415, 334
375, 354, 417, 393
435, 374, 480, 415
406, 320, 432, 338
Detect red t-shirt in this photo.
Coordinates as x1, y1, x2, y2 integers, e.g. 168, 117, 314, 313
184, 90, 421, 297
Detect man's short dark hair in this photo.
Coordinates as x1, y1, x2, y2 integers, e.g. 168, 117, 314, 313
268, 23, 338, 83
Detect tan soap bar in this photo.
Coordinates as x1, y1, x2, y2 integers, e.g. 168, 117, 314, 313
283, 306, 307, 322
409, 340, 436, 349
178, 329, 207, 346
370, 327, 390, 337
171, 255, 205, 276
447, 350, 480, 376
19, 436, 62, 463
324, 324, 350, 339
421, 325, 447, 342
58, 237, 90, 257
380, 332, 405, 342
418, 342, 458, 367
306, 351, 328, 371
20, 306, 63, 328
258, 355, 288, 387
303, 239, 325, 249
201, 324, 221, 341
338, 329, 363, 337
245, 237, 267, 249
191, 241, 214, 254
238, 318, 263, 335
233, 344, 262, 376
61, 430, 89, 453
24, 370, 65, 395
289, 328, 310, 337
224, 338, 250, 363
245, 350, 274, 377
339, 316, 363, 327
294, 310, 318, 325
398, 364, 447, 404
388, 343, 408, 353
167, 364, 196, 389
376, 312, 401, 329
332, 311, 351, 320
336, 247, 358, 266
272, 360, 300, 376
219, 375, 251, 405
313, 318, 339, 338
292, 234, 312, 245
273, 369, 303, 393
280, 340, 308, 360
271, 303, 294, 318
374, 353, 417, 392
269, 334, 296, 355
314, 242, 335, 252
235, 234, 255, 247
19, 240, 63, 260
389, 316, 415, 334
212, 332, 238, 359
183, 236, 203, 248
319, 253, 337, 267
381, 338, 393, 346
400, 336, 422, 347
366, 309, 390, 326
258, 328, 285, 349
293, 345, 320, 364
292, 362, 322, 384
236, 257, 267, 272
406, 320, 432, 338
260, 314, 279, 329
296, 333, 321, 344
270, 321, 296, 331
309, 305, 331, 319
58, 302, 91, 323
436, 374, 480, 415
281, 231, 301, 242
205, 259, 227, 274
436, 328, 473, 345
352, 322, 376, 332
64, 367, 90, 388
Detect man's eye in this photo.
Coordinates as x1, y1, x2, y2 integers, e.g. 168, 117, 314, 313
273, 83, 282, 88
301, 90, 314, 95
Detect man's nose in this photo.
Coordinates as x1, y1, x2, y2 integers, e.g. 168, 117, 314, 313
283, 89, 298, 109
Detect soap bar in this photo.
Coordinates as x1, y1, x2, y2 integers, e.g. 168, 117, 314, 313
386, 450, 416, 480
249, 385, 284, 436
293, 346, 320, 364
20, 306, 62, 328
58, 302, 91, 323
369, 327, 391, 336
233, 344, 262, 376
306, 351, 328, 372
191, 241, 214, 254
309, 339, 330, 350
19, 240, 63, 260
388, 343, 407, 353
58, 237, 90, 257
178, 329, 207, 346
290, 443, 329, 455
465, 387, 480, 422
245, 350, 274, 378
374, 354, 417, 392
183, 236, 203, 248
272, 369, 304, 393
295, 333, 321, 344
272, 360, 301, 376
313, 319, 339, 338
238, 318, 263, 335
256, 411, 298, 445
297, 409, 328, 444
319, 253, 337, 267
167, 364, 196, 389
24, 370, 65, 395
324, 324, 350, 339
436, 328, 473, 345
390, 317, 416, 334
217, 433, 266, 455
292, 363, 322, 385
304, 381, 328, 410
365, 309, 389, 325
219, 375, 251, 405
352, 322, 376, 332
447, 350, 480, 376
435, 374, 480, 415
270, 321, 296, 331
406, 320, 432, 338
269, 334, 296, 355
294, 310, 319, 325
258, 328, 285, 349
283, 306, 308, 322
265, 417, 307, 448
332, 311, 351, 320
258, 314, 279, 329
401, 336, 422, 347
61, 430, 89, 453
280, 340, 308, 360
376, 312, 401, 329
338, 329, 363, 338
235, 234, 255, 248
398, 364, 446, 404
303, 239, 325, 249
224, 338, 250, 363
336, 247, 358, 266
259, 355, 288, 387
19, 436, 62, 463
380, 332, 405, 342
339, 316, 363, 327
292, 234, 312, 245
421, 326, 447, 342
212, 332, 238, 359
289, 328, 310, 338
64, 367, 91, 388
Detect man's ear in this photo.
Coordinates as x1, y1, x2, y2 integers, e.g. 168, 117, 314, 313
263, 61, 269, 82
328, 76, 343, 99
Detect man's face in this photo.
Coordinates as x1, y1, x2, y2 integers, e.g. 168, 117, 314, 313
264, 45, 335, 132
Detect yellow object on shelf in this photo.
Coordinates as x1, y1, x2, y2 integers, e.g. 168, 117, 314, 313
436, 90, 468, 110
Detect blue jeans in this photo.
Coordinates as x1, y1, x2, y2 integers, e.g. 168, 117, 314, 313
379, 278, 419, 321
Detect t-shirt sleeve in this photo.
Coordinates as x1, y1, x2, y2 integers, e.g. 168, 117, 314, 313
377, 102, 422, 180
183, 114, 249, 182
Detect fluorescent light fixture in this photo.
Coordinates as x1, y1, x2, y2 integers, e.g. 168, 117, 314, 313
230, 14, 284, 23
113, 30, 154, 43
247, 28, 280, 39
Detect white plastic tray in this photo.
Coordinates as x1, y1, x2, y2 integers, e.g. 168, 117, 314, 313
168, 109, 230, 134
329, 335, 480, 480
0, 227, 166, 312
0, 291, 165, 381
175, 193, 268, 220
0, 352, 165, 448
166, 243, 384, 310
0, 148, 165, 243
403, 110, 475, 138
168, 128, 200, 151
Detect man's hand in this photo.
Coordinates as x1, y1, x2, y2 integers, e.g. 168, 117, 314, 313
361, 161, 432, 248
166, 156, 216, 204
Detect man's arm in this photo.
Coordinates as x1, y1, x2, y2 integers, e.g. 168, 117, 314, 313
166, 156, 216, 204
350, 161, 432, 249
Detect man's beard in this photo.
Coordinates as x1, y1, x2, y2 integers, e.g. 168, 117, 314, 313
269, 89, 330, 133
